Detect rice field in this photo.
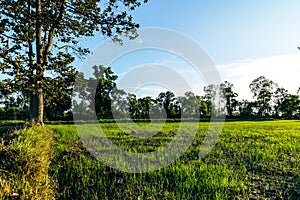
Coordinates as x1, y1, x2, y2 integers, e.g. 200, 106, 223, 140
46, 120, 300, 199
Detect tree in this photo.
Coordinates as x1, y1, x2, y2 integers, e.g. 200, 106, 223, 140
238, 99, 255, 118
0, 0, 147, 125
249, 76, 277, 117
197, 95, 210, 117
156, 91, 179, 119
273, 87, 300, 119
44, 68, 76, 120
111, 88, 130, 119
137, 96, 154, 119
178, 92, 199, 118
203, 84, 217, 116
0, 107, 4, 119
273, 87, 288, 118
72, 100, 92, 120
76, 65, 118, 119
128, 94, 139, 119
93, 65, 118, 118
203, 84, 226, 117
219, 81, 238, 117
278, 94, 300, 119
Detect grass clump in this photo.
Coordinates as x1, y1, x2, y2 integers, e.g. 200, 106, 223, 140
0, 126, 55, 200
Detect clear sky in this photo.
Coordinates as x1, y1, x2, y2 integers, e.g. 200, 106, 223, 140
132, 0, 300, 64
79, 0, 300, 99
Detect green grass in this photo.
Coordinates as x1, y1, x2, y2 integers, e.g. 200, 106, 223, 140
46, 120, 300, 199
1, 121, 298, 199
0, 126, 55, 200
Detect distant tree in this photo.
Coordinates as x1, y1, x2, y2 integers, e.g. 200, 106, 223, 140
238, 99, 256, 118
278, 94, 300, 119
249, 76, 277, 117
203, 84, 217, 116
203, 84, 226, 117
0, 0, 147, 125
72, 100, 92, 120
77, 65, 118, 119
219, 81, 238, 117
137, 96, 154, 119
5, 107, 20, 120
273, 87, 288, 118
44, 69, 76, 119
129, 94, 139, 119
156, 91, 179, 118
197, 95, 210, 117
3, 96, 19, 109
178, 92, 199, 118
111, 88, 130, 118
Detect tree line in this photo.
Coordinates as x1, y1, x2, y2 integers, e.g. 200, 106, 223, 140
1, 65, 300, 121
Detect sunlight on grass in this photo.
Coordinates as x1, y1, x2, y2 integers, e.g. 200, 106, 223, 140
46, 120, 300, 199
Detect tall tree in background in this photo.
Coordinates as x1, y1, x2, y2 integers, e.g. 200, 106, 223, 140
273, 87, 288, 117
278, 94, 300, 119
178, 92, 199, 118
203, 84, 216, 116
0, 0, 147, 125
137, 96, 154, 119
203, 84, 227, 117
111, 88, 130, 118
156, 91, 179, 119
197, 95, 209, 117
249, 76, 277, 118
129, 94, 139, 119
219, 81, 238, 117
76, 65, 118, 119
238, 99, 255, 118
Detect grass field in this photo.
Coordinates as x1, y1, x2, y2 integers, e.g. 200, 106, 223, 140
44, 120, 300, 199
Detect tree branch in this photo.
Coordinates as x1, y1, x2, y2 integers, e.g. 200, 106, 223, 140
43, 0, 66, 65
35, 0, 43, 67
0, 33, 22, 41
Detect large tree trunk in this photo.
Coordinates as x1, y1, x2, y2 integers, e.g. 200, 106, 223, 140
30, 90, 44, 126
31, 0, 44, 126
37, 89, 44, 125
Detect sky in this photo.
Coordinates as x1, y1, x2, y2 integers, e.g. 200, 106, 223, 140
133, 0, 300, 63
78, 0, 300, 100
2, 1, 300, 100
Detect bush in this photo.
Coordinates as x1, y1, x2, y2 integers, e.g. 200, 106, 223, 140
0, 126, 55, 199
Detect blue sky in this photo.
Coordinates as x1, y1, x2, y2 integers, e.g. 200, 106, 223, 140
78, 1, 300, 99
132, 0, 300, 64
